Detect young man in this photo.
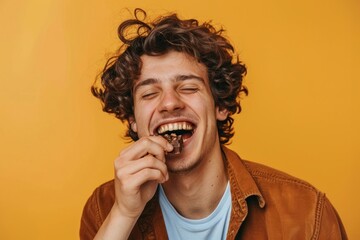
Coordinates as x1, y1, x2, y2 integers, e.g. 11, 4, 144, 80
80, 9, 347, 240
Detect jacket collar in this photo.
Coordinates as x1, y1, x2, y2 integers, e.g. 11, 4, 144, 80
222, 146, 265, 239
223, 146, 265, 208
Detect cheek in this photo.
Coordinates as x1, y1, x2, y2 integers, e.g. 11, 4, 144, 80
191, 97, 216, 118
134, 102, 156, 134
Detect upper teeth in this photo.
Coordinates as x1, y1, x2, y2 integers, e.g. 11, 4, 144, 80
157, 122, 193, 134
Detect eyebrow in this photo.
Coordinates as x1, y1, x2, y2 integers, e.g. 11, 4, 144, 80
133, 74, 205, 92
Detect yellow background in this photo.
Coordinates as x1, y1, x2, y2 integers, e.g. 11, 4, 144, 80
0, 0, 359, 239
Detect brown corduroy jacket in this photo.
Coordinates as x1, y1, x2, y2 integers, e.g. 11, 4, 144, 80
80, 147, 347, 239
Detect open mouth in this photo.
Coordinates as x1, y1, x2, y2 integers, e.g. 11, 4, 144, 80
156, 122, 194, 142
156, 122, 194, 154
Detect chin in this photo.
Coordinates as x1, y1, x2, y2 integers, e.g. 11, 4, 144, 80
166, 157, 200, 175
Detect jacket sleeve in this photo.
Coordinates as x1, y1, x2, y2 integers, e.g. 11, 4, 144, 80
315, 195, 348, 240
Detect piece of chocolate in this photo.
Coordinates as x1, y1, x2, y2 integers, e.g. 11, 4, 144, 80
163, 133, 183, 154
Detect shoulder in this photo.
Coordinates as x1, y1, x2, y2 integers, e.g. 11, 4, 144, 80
241, 160, 325, 213
242, 160, 320, 193
92, 179, 115, 199
241, 160, 348, 239
241, 161, 326, 234
87, 180, 115, 219
240, 160, 324, 217
82, 180, 115, 215
224, 147, 322, 207
80, 180, 115, 239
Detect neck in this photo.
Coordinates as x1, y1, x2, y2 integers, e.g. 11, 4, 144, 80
161, 149, 228, 219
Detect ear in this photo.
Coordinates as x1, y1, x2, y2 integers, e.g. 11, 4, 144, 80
129, 117, 137, 133
216, 107, 228, 121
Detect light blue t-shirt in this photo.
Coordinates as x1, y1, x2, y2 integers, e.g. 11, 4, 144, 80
159, 182, 232, 240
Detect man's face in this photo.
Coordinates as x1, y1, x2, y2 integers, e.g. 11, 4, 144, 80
131, 51, 227, 173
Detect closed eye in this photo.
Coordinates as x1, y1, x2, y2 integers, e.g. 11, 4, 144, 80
179, 85, 200, 94
141, 91, 159, 100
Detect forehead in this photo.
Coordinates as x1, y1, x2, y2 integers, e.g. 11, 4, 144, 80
136, 51, 208, 83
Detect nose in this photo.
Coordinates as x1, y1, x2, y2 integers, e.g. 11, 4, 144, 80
157, 89, 185, 113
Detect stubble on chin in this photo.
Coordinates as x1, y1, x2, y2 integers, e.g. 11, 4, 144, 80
165, 157, 201, 175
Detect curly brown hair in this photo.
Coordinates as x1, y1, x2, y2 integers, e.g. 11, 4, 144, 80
91, 8, 248, 144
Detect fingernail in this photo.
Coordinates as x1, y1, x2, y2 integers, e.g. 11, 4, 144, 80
167, 142, 173, 151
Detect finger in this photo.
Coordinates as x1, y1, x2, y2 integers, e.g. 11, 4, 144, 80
119, 136, 173, 163
116, 155, 169, 181
117, 167, 166, 190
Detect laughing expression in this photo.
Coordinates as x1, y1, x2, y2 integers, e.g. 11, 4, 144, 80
132, 51, 228, 174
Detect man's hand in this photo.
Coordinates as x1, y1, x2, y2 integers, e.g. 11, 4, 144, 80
93, 135, 173, 240
113, 135, 173, 218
